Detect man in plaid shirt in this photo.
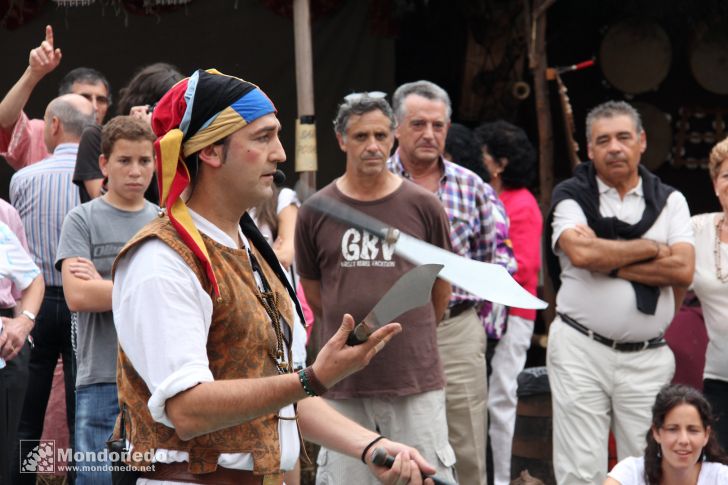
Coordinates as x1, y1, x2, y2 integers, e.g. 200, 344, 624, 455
388, 80, 515, 485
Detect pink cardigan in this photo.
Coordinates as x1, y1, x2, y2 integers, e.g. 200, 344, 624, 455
499, 188, 543, 320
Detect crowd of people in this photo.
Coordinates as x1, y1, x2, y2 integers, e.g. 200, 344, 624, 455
0, 24, 727, 485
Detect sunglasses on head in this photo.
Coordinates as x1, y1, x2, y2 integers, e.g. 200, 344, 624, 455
342, 91, 387, 104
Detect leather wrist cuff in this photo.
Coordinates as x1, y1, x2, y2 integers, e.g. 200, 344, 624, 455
304, 366, 328, 396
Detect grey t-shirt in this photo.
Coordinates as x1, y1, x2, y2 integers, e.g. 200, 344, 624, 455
56, 197, 158, 386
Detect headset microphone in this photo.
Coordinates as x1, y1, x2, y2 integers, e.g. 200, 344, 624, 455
273, 170, 286, 185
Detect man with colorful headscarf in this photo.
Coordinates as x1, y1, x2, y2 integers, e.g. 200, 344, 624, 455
111, 69, 438, 485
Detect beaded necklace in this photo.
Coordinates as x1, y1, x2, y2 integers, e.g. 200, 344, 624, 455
714, 216, 728, 283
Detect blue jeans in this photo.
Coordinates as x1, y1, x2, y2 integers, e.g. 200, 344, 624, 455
75, 383, 119, 485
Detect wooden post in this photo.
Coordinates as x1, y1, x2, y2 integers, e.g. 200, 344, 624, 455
293, 0, 317, 192
529, 0, 557, 328
530, 0, 555, 213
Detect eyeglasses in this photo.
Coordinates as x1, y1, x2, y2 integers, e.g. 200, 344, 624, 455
80, 93, 110, 106
342, 91, 387, 104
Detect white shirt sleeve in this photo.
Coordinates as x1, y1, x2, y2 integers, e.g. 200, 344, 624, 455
113, 239, 214, 428
664, 191, 695, 246
607, 455, 644, 485
0, 222, 40, 291
276, 187, 300, 214
551, 199, 587, 252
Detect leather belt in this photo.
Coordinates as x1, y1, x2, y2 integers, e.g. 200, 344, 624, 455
141, 462, 277, 485
443, 301, 476, 320
558, 313, 667, 352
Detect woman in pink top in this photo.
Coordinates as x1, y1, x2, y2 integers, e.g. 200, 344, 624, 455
475, 120, 543, 485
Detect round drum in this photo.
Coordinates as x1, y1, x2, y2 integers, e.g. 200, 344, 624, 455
632, 102, 672, 172
599, 19, 672, 94
690, 23, 728, 94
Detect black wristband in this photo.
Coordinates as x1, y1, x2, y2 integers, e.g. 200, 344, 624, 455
298, 369, 316, 397
361, 435, 386, 464
304, 367, 328, 396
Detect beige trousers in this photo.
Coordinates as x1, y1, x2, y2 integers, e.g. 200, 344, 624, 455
437, 307, 488, 485
547, 317, 675, 485
315, 390, 456, 485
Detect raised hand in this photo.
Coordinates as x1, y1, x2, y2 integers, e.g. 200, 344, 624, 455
28, 25, 62, 79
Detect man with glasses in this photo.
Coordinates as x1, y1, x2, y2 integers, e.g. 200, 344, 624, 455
296, 92, 456, 484
0, 25, 111, 170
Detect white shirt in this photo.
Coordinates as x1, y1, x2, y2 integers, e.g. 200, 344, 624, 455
608, 455, 728, 484
113, 209, 301, 480
248, 187, 300, 245
0, 221, 40, 291
551, 176, 694, 341
690, 213, 728, 382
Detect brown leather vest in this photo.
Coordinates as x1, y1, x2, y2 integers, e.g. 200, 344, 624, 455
111, 217, 293, 477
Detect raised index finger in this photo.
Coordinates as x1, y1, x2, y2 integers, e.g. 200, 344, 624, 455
45, 25, 54, 48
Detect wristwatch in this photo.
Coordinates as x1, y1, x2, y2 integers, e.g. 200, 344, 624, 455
20, 310, 36, 322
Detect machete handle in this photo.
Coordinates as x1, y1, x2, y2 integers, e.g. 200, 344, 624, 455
346, 330, 366, 346
346, 323, 370, 346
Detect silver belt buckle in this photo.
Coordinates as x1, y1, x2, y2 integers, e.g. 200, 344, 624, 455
642, 340, 650, 350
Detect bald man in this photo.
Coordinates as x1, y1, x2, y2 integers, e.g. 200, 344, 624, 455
11, 93, 94, 484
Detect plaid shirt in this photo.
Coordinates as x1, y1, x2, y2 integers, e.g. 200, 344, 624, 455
388, 152, 516, 308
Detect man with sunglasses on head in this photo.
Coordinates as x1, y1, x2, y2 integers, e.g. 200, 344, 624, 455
296, 92, 456, 484
0, 25, 110, 171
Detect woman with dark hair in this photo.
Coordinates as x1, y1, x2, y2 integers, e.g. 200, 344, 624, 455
444, 123, 490, 182
116, 62, 183, 117
73, 63, 184, 203
473, 120, 542, 485
605, 384, 728, 484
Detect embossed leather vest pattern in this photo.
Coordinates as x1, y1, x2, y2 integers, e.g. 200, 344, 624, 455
111, 217, 293, 476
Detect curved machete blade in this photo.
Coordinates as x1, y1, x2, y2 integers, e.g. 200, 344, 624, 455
306, 194, 548, 310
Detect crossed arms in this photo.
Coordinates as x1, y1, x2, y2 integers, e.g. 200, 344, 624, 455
557, 224, 694, 288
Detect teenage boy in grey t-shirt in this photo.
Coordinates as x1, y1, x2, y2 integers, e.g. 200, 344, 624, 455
56, 116, 157, 483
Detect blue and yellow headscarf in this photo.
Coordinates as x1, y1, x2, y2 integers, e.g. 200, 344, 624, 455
151, 69, 276, 296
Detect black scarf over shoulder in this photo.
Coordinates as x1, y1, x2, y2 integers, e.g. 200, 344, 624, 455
544, 161, 675, 315
239, 212, 306, 334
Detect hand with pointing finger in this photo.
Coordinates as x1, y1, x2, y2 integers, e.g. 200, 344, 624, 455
28, 25, 62, 81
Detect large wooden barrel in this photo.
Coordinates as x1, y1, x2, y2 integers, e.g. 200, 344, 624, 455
511, 367, 555, 485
